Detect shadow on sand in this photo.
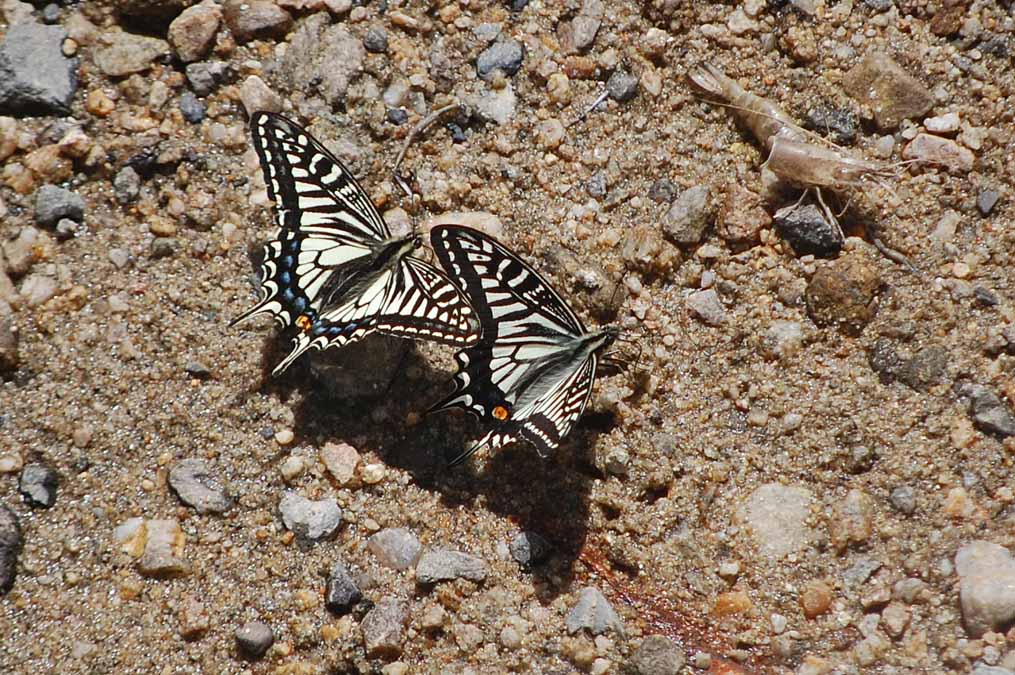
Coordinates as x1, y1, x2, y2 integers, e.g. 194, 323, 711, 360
254, 332, 614, 603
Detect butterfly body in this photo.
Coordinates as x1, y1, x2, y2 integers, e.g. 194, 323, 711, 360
233, 113, 481, 375
428, 225, 620, 465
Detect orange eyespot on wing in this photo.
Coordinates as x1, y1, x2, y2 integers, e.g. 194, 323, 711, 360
295, 314, 313, 332
492, 405, 510, 421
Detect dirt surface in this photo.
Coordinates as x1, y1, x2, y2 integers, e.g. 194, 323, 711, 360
1, 0, 1014, 673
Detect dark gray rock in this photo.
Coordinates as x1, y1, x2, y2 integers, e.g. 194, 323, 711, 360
890, 485, 917, 514
415, 550, 488, 584
179, 92, 206, 123
606, 69, 639, 102
113, 166, 141, 205
959, 384, 1015, 438
566, 586, 625, 636
19, 464, 58, 508
623, 635, 685, 675
278, 493, 342, 540
361, 596, 408, 657
662, 185, 712, 246
897, 345, 948, 392
804, 106, 859, 146
35, 185, 84, 227
0, 505, 21, 594
168, 458, 232, 514
773, 203, 844, 257
510, 531, 551, 566
325, 561, 362, 614
386, 108, 408, 125
235, 621, 273, 658
363, 26, 388, 53
368, 527, 421, 570
185, 61, 230, 96
869, 338, 902, 384
647, 178, 678, 203
476, 39, 524, 80
0, 23, 78, 116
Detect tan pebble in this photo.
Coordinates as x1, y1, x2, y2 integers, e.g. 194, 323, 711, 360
943, 486, 979, 520
148, 217, 177, 237
361, 463, 385, 484
62, 38, 78, 56
279, 455, 305, 482
713, 590, 752, 617
641, 68, 662, 97
829, 489, 874, 552
952, 261, 970, 279
86, 89, 115, 118
535, 118, 565, 150
24, 145, 72, 182
950, 416, 976, 448
882, 601, 910, 638
275, 428, 295, 445
547, 72, 571, 105
179, 598, 210, 640
320, 623, 341, 642
0, 453, 24, 473
799, 580, 833, 619
320, 441, 360, 486
381, 663, 409, 675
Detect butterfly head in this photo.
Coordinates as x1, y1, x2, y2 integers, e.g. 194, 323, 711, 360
600, 324, 621, 349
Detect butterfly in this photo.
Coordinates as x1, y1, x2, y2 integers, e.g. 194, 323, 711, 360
232, 112, 482, 375
428, 224, 621, 466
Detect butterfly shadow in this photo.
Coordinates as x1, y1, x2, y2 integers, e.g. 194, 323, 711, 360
277, 338, 606, 605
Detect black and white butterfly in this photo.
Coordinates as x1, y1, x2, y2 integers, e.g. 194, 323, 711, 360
232, 112, 482, 375
428, 225, 620, 466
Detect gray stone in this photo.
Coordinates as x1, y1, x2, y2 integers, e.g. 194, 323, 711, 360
35, 184, 84, 227
560, 0, 603, 53
976, 189, 1000, 216
361, 596, 408, 657
239, 75, 282, 115
476, 39, 524, 80
179, 92, 206, 124
325, 561, 362, 614
470, 84, 516, 125
168, 458, 232, 514
956, 541, 1015, 637
566, 586, 625, 636
959, 384, 1015, 438
893, 577, 928, 603
282, 15, 364, 106
94, 32, 170, 78
902, 133, 975, 174
804, 106, 858, 146
607, 69, 639, 102
235, 621, 273, 658
509, 531, 551, 566
0, 22, 78, 116
737, 483, 814, 558
647, 178, 678, 203
686, 289, 726, 326
368, 527, 421, 570
54, 218, 80, 240
363, 26, 388, 53
19, 464, 57, 508
890, 485, 917, 514
842, 51, 934, 130
0, 505, 21, 594
971, 667, 1013, 675
278, 493, 341, 540
113, 166, 141, 205
415, 550, 488, 584
41, 3, 61, 24
897, 345, 948, 392
185, 61, 230, 96
662, 185, 712, 246
223, 0, 292, 43
587, 172, 607, 198
843, 557, 883, 589
623, 635, 685, 675
773, 203, 843, 257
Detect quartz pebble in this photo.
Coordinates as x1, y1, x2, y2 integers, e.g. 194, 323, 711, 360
566, 587, 624, 636
956, 541, 1015, 637
415, 549, 488, 584
924, 112, 960, 135
279, 493, 342, 540
320, 441, 359, 486
737, 483, 814, 558
686, 289, 726, 327
168, 458, 232, 514
368, 528, 421, 570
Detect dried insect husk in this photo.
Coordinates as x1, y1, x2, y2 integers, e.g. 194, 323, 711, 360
688, 63, 806, 149
764, 137, 891, 191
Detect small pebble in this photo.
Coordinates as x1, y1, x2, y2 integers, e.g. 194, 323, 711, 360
35, 184, 84, 228
686, 289, 726, 326
829, 489, 874, 552
368, 528, 421, 570
363, 26, 388, 53
800, 580, 833, 618
624, 634, 685, 675
19, 464, 58, 508
386, 108, 408, 125
279, 455, 305, 482
606, 69, 639, 102
239, 75, 282, 116
150, 238, 176, 259
361, 597, 408, 657
113, 166, 141, 205
565, 587, 625, 636
415, 549, 488, 584
179, 92, 206, 124
976, 190, 999, 216
278, 493, 342, 540
510, 531, 551, 566
325, 561, 362, 614
476, 39, 524, 80
320, 441, 359, 486
773, 202, 843, 257
139, 519, 190, 577
924, 112, 960, 135
956, 541, 1015, 637
168, 458, 232, 514
0, 505, 21, 593
235, 621, 274, 658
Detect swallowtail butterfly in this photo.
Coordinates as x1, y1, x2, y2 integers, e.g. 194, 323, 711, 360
233, 112, 482, 375
428, 225, 620, 465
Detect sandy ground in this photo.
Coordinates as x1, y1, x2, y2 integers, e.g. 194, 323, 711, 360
1, 0, 1014, 673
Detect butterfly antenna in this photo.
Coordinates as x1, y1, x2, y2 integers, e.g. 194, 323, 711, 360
391, 101, 462, 193
567, 88, 610, 129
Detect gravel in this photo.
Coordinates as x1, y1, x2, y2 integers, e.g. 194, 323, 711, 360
138, 519, 190, 577
113, 166, 141, 205
94, 32, 170, 77
0, 22, 78, 115
363, 26, 388, 54
566, 587, 625, 636
168, 458, 232, 514
0, 505, 21, 594
415, 549, 489, 584
368, 528, 422, 570
168, 1, 222, 63
661, 185, 712, 246
222, 0, 293, 43
325, 560, 362, 614
476, 39, 524, 80
959, 384, 1015, 438
18, 464, 58, 508
235, 621, 274, 659
35, 185, 84, 228
278, 493, 342, 541
179, 92, 207, 124
185, 61, 230, 96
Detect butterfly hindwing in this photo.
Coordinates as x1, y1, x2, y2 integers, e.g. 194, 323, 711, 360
233, 113, 480, 374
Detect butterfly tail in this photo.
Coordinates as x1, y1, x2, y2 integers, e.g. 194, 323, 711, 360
446, 431, 497, 468
270, 333, 320, 376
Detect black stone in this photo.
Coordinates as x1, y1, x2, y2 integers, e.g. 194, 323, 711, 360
325, 561, 362, 614
774, 202, 844, 257
386, 108, 408, 125
0, 505, 21, 594
804, 106, 859, 146
19, 464, 58, 508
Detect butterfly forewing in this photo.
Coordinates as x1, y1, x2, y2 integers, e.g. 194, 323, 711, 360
233, 113, 480, 374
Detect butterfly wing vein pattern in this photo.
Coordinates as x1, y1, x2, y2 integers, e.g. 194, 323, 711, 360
232, 112, 480, 374
429, 225, 618, 465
